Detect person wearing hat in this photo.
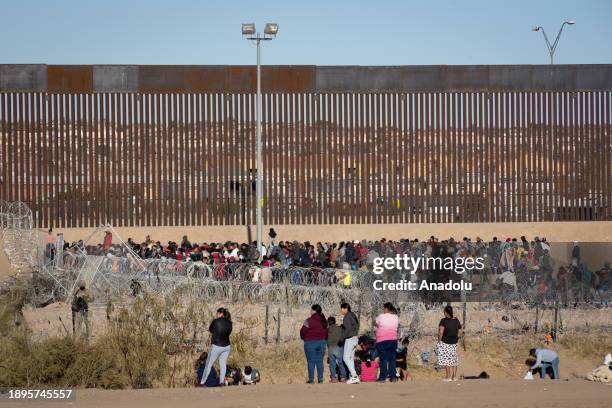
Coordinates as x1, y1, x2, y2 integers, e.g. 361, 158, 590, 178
71, 281, 94, 340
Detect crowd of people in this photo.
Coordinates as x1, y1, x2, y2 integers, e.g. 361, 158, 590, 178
188, 301, 564, 386
260, 301, 573, 385
51, 228, 612, 306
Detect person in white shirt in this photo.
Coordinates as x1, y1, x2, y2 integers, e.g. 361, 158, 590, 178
241, 366, 260, 385
498, 270, 517, 296
223, 244, 239, 261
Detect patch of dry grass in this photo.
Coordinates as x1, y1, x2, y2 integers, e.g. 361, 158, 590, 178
558, 331, 612, 362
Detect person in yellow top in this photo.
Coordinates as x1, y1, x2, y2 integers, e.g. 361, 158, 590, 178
340, 269, 351, 288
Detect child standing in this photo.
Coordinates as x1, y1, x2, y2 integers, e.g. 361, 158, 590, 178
327, 316, 347, 382
396, 337, 412, 381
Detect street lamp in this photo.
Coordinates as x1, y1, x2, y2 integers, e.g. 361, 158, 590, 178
532, 20, 575, 64
242, 22, 278, 261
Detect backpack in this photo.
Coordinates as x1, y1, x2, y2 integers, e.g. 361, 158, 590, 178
71, 295, 88, 312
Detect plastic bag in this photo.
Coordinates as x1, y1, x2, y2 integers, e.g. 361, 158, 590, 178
524, 371, 534, 380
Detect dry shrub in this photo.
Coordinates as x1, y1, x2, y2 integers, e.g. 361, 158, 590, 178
107, 303, 168, 388
64, 340, 126, 389
228, 310, 260, 364
558, 331, 612, 362
0, 325, 36, 387
0, 323, 126, 388
0, 287, 211, 389
106, 291, 212, 388
0, 282, 26, 335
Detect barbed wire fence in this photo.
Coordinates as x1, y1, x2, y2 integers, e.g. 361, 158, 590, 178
1, 201, 610, 343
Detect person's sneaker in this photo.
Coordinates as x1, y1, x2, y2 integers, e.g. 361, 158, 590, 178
347, 377, 360, 384
376, 379, 386, 383
330, 378, 338, 383
442, 378, 452, 382
339, 378, 347, 383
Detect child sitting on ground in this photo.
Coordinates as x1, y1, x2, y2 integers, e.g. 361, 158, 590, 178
356, 350, 379, 382
195, 351, 219, 387
224, 365, 242, 386
242, 366, 260, 385
396, 337, 412, 381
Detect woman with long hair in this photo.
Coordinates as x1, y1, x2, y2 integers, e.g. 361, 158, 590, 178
200, 307, 233, 386
375, 302, 399, 382
340, 302, 360, 384
300, 304, 328, 384
437, 305, 465, 381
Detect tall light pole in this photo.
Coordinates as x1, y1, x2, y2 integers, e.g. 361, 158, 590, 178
532, 20, 575, 64
242, 23, 278, 261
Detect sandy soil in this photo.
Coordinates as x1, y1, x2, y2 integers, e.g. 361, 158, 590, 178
7, 380, 611, 408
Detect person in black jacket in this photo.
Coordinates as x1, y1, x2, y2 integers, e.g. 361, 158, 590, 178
200, 308, 233, 386
340, 302, 360, 384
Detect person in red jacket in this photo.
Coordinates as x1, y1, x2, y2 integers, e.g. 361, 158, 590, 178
300, 304, 328, 384
102, 230, 112, 252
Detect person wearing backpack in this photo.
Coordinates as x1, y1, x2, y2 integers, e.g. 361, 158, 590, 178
71, 281, 94, 340
241, 366, 261, 385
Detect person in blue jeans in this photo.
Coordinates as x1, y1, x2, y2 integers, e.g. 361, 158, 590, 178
529, 348, 560, 379
300, 304, 328, 383
375, 302, 400, 382
376, 340, 398, 381
326, 316, 347, 382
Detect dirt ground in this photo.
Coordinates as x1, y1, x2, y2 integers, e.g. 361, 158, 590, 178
6, 380, 611, 408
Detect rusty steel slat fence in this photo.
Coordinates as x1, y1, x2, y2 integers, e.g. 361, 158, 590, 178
0, 65, 611, 228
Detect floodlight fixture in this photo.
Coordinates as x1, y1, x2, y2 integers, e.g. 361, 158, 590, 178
264, 23, 279, 36
242, 23, 256, 36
